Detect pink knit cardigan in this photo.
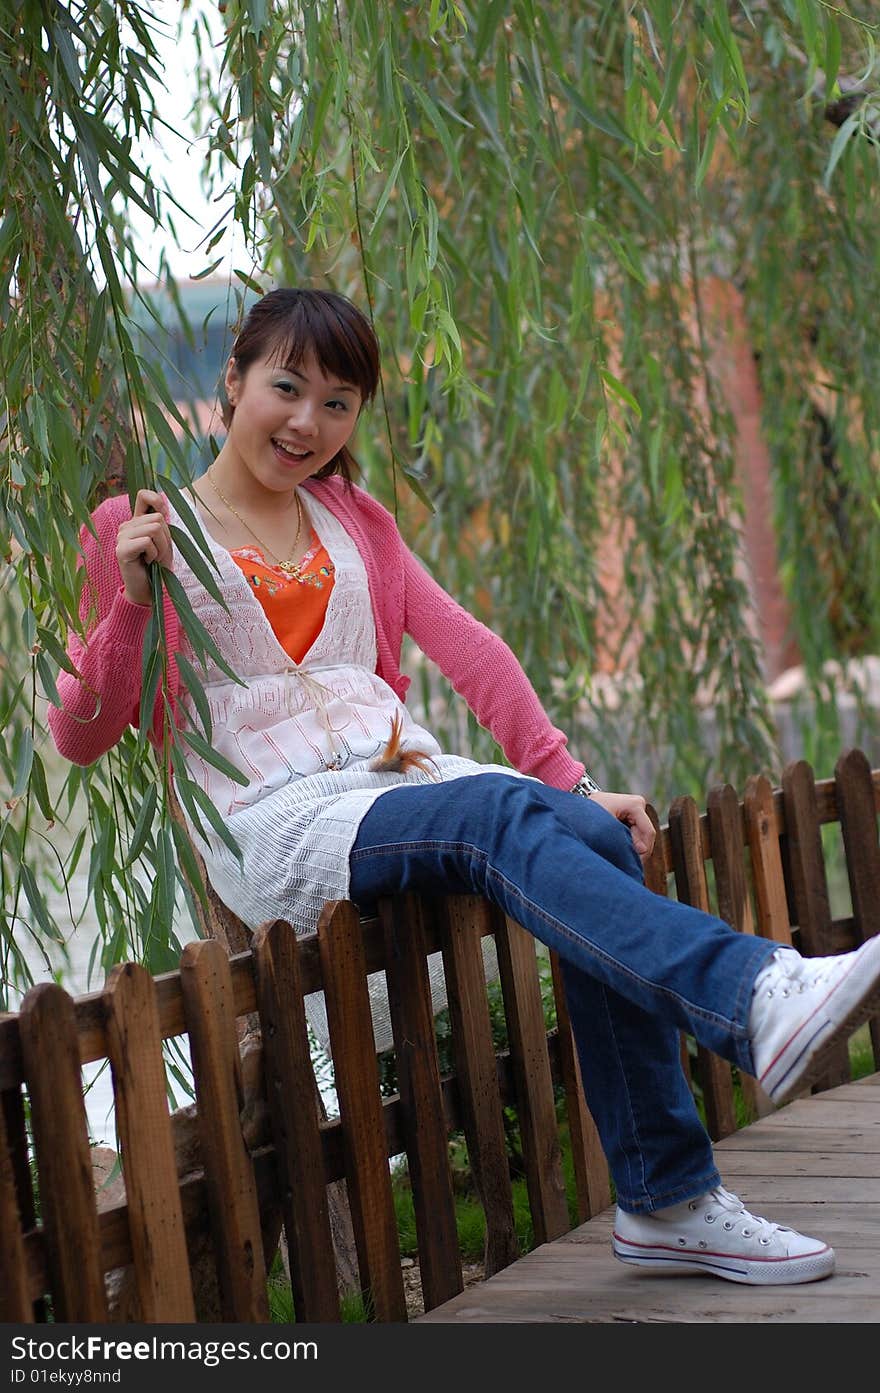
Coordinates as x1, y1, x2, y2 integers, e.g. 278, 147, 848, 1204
47, 476, 585, 790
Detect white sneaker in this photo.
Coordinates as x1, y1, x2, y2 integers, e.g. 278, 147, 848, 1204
612, 1187, 835, 1285
749, 937, 880, 1107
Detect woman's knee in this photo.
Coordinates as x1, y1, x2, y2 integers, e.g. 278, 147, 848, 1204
478, 776, 644, 883
498, 773, 643, 879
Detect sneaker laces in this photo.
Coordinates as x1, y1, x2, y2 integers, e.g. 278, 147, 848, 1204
697, 1186, 788, 1242
753, 948, 839, 999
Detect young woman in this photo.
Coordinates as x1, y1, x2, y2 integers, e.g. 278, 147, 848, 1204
49, 288, 880, 1288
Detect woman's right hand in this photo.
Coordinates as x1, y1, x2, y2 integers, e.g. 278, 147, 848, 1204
590, 790, 656, 858
115, 490, 173, 606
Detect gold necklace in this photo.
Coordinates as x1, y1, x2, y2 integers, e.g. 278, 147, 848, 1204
208, 467, 305, 577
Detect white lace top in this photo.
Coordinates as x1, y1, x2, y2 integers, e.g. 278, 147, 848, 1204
169, 490, 514, 1051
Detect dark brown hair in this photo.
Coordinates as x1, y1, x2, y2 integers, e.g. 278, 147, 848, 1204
223, 288, 380, 482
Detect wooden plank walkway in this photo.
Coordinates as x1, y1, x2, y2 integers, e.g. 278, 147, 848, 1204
418, 1072, 880, 1324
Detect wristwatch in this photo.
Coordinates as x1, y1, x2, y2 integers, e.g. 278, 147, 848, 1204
570, 771, 602, 798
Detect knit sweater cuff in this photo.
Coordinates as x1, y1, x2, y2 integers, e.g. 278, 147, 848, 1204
530, 747, 586, 792
106, 586, 154, 648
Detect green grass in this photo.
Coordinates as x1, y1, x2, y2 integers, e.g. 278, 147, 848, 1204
389, 1152, 548, 1264
266, 1249, 372, 1324
266, 1252, 295, 1323
848, 1022, 876, 1081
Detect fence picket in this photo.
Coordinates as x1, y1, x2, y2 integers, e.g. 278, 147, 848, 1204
642, 805, 669, 895
549, 951, 611, 1220
494, 913, 569, 1243
381, 894, 462, 1311
834, 749, 880, 1070
251, 920, 341, 1322
743, 775, 793, 945
707, 786, 772, 1119
668, 796, 738, 1140
103, 963, 195, 1321
179, 939, 270, 1321
642, 808, 693, 1087
317, 900, 407, 1322
782, 760, 850, 1090
0, 1088, 33, 1321
18, 984, 107, 1320
707, 784, 755, 935
436, 894, 519, 1277
2, 1084, 42, 1321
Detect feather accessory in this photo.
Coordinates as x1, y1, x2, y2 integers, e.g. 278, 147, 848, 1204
370, 711, 437, 777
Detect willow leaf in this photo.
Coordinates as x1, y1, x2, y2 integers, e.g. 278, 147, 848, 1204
19, 863, 60, 941
370, 145, 410, 233
67, 826, 87, 881
192, 257, 226, 281
655, 44, 689, 135
600, 368, 642, 419
474, 0, 506, 58
154, 822, 176, 938
557, 77, 635, 148
168, 525, 227, 609
824, 15, 841, 96
170, 817, 210, 912
234, 268, 266, 296
174, 653, 212, 741
160, 569, 247, 687
175, 770, 244, 863
408, 85, 461, 184
37, 627, 80, 677
154, 474, 217, 568
139, 396, 182, 463
124, 783, 158, 867
28, 751, 54, 823
178, 725, 249, 788
137, 647, 162, 749
823, 111, 860, 189
795, 0, 821, 58
12, 729, 34, 800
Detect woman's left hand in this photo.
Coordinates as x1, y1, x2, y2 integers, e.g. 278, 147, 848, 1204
590, 791, 656, 857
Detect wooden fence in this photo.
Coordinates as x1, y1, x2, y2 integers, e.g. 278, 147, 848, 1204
1, 749, 878, 1323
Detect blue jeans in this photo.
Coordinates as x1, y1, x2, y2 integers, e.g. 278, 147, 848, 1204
348, 772, 778, 1213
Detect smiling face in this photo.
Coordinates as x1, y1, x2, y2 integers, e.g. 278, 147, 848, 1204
219, 349, 362, 498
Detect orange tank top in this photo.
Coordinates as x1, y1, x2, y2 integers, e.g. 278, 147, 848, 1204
229, 530, 335, 664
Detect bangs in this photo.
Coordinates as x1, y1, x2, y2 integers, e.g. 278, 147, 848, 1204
269, 296, 378, 403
